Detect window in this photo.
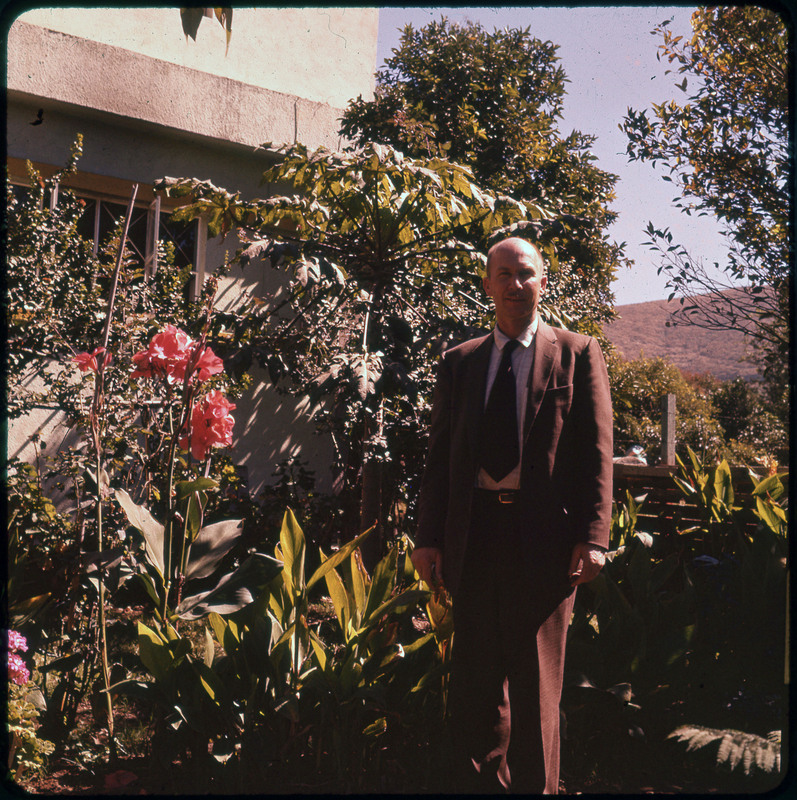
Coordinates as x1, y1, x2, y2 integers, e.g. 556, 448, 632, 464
74, 194, 198, 279
8, 170, 205, 297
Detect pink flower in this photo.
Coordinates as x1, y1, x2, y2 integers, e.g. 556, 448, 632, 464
131, 325, 223, 386
8, 653, 30, 686
73, 347, 108, 373
180, 390, 236, 460
131, 324, 193, 385
193, 347, 225, 383
7, 630, 27, 653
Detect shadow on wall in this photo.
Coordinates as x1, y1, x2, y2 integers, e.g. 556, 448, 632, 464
8, 402, 85, 513
209, 241, 334, 496
234, 365, 334, 497
8, 364, 334, 509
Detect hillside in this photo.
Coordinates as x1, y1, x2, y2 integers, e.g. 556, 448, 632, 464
603, 294, 761, 381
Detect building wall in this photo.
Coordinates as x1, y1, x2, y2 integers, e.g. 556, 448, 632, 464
6, 7, 380, 497
11, 7, 377, 110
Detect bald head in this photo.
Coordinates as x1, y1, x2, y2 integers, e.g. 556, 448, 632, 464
486, 237, 545, 280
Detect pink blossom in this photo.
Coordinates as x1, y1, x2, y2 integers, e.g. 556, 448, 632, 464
8, 653, 30, 686
131, 325, 223, 386
180, 390, 236, 460
193, 347, 225, 383
73, 347, 108, 374
7, 630, 27, 653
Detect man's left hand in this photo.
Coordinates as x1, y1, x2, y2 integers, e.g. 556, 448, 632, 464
568, 543, 606, 586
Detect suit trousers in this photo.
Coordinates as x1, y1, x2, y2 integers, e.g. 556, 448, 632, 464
448, 491, 576, 794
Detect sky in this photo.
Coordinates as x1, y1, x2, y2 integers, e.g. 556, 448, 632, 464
375, 6, 732, 307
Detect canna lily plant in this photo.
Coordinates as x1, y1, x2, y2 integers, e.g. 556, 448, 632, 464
75, 321, 280, 626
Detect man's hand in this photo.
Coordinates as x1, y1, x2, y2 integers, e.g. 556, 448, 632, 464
569, 542, 605, 586
411, 547, 444, 589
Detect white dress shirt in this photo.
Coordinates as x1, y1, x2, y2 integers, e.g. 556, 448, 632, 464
477, 318, 538, 490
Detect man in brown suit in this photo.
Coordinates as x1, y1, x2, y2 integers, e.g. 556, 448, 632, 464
412, 237, 613, 793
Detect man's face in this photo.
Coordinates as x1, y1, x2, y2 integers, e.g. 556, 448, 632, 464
483, 241, 547, 332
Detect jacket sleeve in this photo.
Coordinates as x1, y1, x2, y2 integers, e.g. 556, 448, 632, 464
414, 353, 453, 550
570, 337, 614, 549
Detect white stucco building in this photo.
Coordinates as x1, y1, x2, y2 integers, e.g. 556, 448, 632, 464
6, 7, 380, 495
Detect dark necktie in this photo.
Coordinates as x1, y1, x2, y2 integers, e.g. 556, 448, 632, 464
480, 339, 520, 482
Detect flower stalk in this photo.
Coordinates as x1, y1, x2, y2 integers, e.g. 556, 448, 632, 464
90, 182, 138, 760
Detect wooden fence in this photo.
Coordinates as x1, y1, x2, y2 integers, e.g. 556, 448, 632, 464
612, 462, 764, 537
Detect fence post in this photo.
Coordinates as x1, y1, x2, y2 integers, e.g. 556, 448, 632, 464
661, 393, 676, 465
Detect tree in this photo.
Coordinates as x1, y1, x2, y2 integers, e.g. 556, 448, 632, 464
341, 18, 629, 332
622, 7, 789, 389
606, 350, 725, 463
157, 141, 547, 563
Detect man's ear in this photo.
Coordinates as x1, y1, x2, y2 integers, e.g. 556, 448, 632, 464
540, 274, 548, 294
483, 274, 492, 298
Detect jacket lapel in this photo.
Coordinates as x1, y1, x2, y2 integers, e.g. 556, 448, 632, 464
523, 320, 557, 443
465, 333, 494, 458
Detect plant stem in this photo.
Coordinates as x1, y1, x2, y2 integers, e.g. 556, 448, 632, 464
92, 183, 138, 761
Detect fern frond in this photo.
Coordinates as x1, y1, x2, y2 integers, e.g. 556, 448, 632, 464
669, 725, 781, 775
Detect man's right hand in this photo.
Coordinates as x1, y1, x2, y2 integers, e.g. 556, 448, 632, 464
411, 547, 444, 589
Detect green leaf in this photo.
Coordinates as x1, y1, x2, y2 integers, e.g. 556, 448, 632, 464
279, 508, 306, 598
354, 588, 428, 637
350, 551, 368, 628
309, 630, 328, 672
713, 460, 734, 508
116, 489, 165, 577
184, 518, 244, 581
755, 497, 787, 533
363, 547, 398, 623
751, 473, 785, 500
175, 478, 218, 499
195, 661, 224, 705
204, 626, 215, 668
307, 527, 373, 589
323, 557, 352, 634
177, 552, 283, 620
137, 621, 171, 681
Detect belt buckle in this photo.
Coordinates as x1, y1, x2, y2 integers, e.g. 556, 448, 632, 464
498, 491, 515, 504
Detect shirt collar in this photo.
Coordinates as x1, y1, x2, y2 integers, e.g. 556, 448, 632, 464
493, 317, 538, 350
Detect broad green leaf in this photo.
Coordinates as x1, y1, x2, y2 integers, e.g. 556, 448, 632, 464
184, 492, 204, 543
202, 625, 216, 669
350, 551, 368, 627
402, 632, 435, 655
184, 518, 244, 580
137, 621, 171, 681
175, 478, 218, 499
196, 661, 224, 705
756, 497, 787, 534
208, 611, 227, 650
279, 508, 306, 598
323, 558, 352, 634
135, 571, 163, 609
309, 631, 328, 672
751, 472, 785, 500
177, 552, 282, 620
363, 548, 397, 623
307, 527, 373, 589
713, 460, 734, 507
354, 588, 428, 637
116, 489, 165, 576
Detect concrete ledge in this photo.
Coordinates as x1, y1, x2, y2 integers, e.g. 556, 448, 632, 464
8, 20, 347, 152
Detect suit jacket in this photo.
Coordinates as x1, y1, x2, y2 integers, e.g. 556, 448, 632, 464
415, 320, 614, 597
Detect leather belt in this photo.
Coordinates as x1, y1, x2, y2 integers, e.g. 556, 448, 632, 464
475, 488, 519, 505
